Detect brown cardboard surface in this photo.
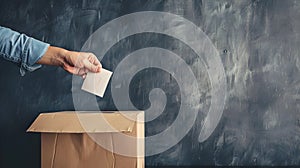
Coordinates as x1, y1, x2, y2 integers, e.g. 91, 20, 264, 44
28, 111, 144, 168
42, 133, 116, 168
27, 111, 140, 133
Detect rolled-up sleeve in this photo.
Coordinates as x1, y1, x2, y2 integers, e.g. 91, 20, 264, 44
0, 26, 49, 76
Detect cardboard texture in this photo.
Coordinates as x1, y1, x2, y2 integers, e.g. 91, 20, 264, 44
27, 111, 144, 168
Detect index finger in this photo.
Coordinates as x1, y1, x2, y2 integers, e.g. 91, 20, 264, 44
88, 53, 101, 66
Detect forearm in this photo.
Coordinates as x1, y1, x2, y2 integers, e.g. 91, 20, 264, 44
37, 46, 69, 67
0, 26, 49, 76
0, 26, 101, 77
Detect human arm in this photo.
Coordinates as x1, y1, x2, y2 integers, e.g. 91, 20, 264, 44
0, 26, 101, 77
37, 46, 101, 78
0, 26, 49, 76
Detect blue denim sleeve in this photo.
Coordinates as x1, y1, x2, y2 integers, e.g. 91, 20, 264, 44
0, 26, 49, 76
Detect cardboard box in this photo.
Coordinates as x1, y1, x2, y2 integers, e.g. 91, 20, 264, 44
27, 111, 144, 168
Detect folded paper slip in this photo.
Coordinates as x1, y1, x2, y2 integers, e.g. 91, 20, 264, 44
81, 68, 113, 97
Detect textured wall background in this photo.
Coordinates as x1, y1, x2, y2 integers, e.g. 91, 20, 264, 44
1, 0, 300, 167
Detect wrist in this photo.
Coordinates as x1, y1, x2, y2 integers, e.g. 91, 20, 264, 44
54, 47, 69, 64
37, 46, 69, 66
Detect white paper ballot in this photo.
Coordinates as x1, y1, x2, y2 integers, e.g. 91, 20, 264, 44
81, 68, 113, 97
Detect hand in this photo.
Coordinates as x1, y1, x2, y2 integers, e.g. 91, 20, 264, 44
37, 46, 102, 78
62, 51, 102, 78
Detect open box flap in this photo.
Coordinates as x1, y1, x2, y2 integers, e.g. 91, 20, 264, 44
27, 111, 142, 133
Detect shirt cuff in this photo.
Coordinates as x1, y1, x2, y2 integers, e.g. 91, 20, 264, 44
19, 37, 49, 76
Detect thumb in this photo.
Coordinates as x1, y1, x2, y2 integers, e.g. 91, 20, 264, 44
82, 59, 101, 73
